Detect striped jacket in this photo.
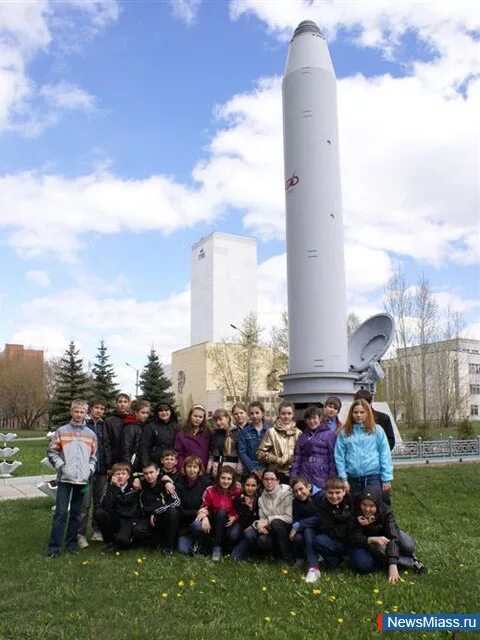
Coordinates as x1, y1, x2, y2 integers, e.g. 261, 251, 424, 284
48, 421, 97, 484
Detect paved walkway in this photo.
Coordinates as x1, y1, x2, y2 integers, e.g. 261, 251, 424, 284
1, 456, 479, 502
0, 474, 55, 501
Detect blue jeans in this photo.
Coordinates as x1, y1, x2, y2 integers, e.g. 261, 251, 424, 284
231, 526, 259, 561
191, 509, 242, 550
350, 529, 416, 573
293, 527, 318, 568
178, 534, 194, 555
314, 533, 349, 568
47, 482, 84, 554
347, 474, 382, 497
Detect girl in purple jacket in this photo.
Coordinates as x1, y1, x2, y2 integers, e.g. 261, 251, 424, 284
290, 406, 336, 494
174, 405, 211, 470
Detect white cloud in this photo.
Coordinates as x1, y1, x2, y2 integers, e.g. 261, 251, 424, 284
40, 81, 96, 111
12, 286, 191, 361
25, 269, 51, 287
2, 65, 477, 269
169, 0, 201, 25
0, 0, 118, 134
229, 1, 480, 89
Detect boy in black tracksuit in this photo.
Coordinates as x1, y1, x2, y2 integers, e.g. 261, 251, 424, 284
349, 486, 426, 582
140, 462, 181, 553
96, 463, 150, 550
313, 476, 355, 568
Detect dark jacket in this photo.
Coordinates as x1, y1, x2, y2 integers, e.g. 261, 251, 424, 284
290, 424, 337, 490
140, 401, 180, 466
317, 493, 355, 540
349, 486, 400, 564
104, 412, 127, 467
210, 426, 240, 464
175, 475, 211, 535
140, 479, 180, 518
121, 417, 144, 473
100, 479, 143, 520
292, 491, 323, 531
373, 410, 396, 450
86, 417, 107, 475
160, 467, 180, 484
233, 494, 259, 530
140, 422, 179, 466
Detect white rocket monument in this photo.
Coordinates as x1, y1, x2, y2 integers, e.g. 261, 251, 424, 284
281, 20, 394, 407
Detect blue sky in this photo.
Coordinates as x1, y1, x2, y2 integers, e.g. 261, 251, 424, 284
0, 1, 478, 392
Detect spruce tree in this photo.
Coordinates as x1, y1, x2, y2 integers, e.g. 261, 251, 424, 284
139, 347, 175, 406
49, 341, 90, 427
91, 340, 119, 409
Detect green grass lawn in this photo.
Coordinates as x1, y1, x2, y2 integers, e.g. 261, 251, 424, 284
0, 465, 479, 640
1, 437, 52, 477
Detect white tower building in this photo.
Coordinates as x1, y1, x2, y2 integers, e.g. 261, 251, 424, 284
190, 232, 257, 345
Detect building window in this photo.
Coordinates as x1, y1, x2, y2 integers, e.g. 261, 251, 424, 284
469, 364, 480, 374
470, 385, 480, 395
471, 405, 479, 417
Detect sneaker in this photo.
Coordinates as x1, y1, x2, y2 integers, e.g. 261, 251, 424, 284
305, 567, 321, 583
77, 535, 89, 550
413, 559, 427, 574
91, 530, 103, 543
211, 546, 222, 562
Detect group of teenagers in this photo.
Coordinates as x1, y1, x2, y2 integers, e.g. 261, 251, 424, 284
46, 391, 427, 584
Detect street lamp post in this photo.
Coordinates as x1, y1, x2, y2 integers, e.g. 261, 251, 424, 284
125, 362, 139, 398
230, 324, 253, 403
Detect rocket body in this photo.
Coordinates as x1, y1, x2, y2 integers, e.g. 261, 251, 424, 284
282, 21, 355, 403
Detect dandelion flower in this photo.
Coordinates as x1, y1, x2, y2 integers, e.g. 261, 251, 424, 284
328, 595, 336, 602
289, 611, 296, 617
392, 606, 399, 612
337, 618, 344, 624
282, 569, 289, 575
373, 588, 380, 594
376, 600, 383, 605
312, 589, 321, 595
264, 617, 271, 623
136, 558, 143, 565
210, 578, 217, 584
176, 593, 182, 598
81, 560, 90, 566
403, 571, 409, 575
459, 563, 465, 568
115, 551, 121, 556
262, 586, 268, 592
162, 593, 168, 598
178, 580, 184, 587
189, 579, 195, 587
133, 571, 139, 577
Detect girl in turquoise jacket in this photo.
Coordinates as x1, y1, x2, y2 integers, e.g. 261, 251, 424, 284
334, 399, 393, 497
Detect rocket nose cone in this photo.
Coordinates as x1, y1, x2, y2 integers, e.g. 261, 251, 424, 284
292, 20, 322, 39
